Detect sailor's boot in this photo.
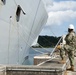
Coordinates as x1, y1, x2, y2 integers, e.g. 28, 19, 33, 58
67, 66, 74, 71
59, 58, 66, 64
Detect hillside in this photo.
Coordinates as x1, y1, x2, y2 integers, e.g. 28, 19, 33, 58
37, 35, 61, 48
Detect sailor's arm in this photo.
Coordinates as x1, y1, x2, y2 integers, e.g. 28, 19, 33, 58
56, 35, 66, 50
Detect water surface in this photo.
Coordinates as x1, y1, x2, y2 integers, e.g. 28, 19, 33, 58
24, 48, 53, 65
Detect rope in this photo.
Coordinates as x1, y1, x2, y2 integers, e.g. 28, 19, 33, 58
50, 36, 62, 56
0, 0, 61, 65
26, 0, 41, 50
32, 48, 45, 54
17, 22, 19, 64
49, 26, 56, 36
14, 0, 17, 6
37, 55, 56, 66
0, 14, 56, 55
36, 37, 63, 66
0, 0, 52, 54
0, 0, 59, 56
10, 20, 45, 54
7, 17, 12, 64
0, 18, 10, 24
17, 22, 52, 53
9, 19, 53, 54
9, 17, 63, 66
17, 23, 51, 54
13, 0, 42, 55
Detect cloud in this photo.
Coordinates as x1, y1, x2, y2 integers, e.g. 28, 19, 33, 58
47, 10, 76, 25
46, 1, 76, 26
42, 0, 53, 6
42, 0, 53, 11
47, 1, 76, 11
40, 0, 76, 36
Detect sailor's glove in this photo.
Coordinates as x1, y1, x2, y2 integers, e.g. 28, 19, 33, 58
56, 45, 61, 50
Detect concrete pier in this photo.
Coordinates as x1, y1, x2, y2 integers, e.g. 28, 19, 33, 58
0, 53, 70, 75
0, 65, 67, 75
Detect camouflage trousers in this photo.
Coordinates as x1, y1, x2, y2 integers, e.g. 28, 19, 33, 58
60, 44, 75, 66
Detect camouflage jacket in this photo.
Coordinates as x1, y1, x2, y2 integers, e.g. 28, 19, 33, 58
65, 31, 76, 47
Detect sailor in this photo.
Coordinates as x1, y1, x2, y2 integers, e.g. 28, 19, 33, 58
57, 24, 76, 71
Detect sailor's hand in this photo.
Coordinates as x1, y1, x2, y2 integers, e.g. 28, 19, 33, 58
56, 45, 61, 50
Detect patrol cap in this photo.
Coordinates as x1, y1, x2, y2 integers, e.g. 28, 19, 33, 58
68, 24, 74, 30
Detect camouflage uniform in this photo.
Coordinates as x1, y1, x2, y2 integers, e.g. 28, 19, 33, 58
61, 31, 76, 66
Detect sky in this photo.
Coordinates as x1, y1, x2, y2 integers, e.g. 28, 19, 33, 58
39, 0, 76, 37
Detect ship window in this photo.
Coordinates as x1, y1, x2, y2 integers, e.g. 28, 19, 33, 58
1, 0, 6, 5
16, 5, 21, 22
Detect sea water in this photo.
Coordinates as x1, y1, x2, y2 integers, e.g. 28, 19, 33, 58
23, 48, 53, 65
